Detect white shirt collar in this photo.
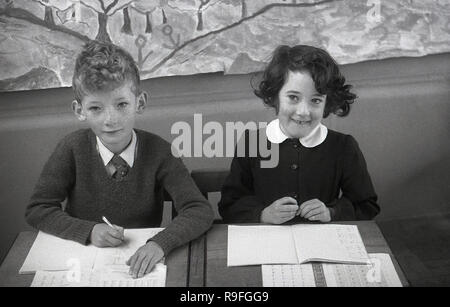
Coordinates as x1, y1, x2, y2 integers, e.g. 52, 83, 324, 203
96, 129, 137, 167
265, 119, 328, 148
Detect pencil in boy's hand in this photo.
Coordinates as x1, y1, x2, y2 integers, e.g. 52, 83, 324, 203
101, 216, 125, 242
102, 216, 114, 228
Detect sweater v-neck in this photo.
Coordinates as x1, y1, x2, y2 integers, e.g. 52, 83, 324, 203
88, 129, 142, 184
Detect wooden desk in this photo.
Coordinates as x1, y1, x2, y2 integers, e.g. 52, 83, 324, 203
192, 222, 409, 287
0, 231, 190, 287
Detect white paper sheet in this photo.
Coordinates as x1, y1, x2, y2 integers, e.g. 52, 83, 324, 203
93, 228, 164, 270
262, 253, 402, 287
31, 263, 167, 287
20, 232, 97, 273
227, 225, 298, 266
21, 228, 164, 274
227, 224, 369, 266
262, 264, 316, 287
322, 253, 402, 287
291, 224, 369, 264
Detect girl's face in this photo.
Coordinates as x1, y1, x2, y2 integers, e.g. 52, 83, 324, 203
277, 70, 326, 139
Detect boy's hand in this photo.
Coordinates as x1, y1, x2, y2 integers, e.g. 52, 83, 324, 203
126, 241, 164, 279
297, 199, 331, 222
260, 197, 298, 224
90, 224, 124, 247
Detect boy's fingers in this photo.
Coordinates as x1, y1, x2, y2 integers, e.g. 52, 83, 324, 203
128, 253, 138, 271
146, 257, 161, 275
112, 226, 124, 240
107, 227, 124, 240
131, 254, 145, 278
104, 233, 123, 247
138, 256, 153, 278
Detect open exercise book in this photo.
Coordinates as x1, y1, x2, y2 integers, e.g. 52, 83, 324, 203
227, 224, 369, 266
20, 228, 167, 287
262, 253, 402, 287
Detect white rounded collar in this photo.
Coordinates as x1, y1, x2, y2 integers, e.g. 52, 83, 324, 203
265, 119, 328, 148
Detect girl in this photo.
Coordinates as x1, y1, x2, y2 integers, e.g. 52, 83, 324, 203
219, 45, 379, 224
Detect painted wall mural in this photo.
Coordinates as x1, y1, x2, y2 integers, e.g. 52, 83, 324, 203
0, 0, 449, 92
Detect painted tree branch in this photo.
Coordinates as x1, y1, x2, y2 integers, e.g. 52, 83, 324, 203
109, 0, 135, 16
0, 7, 90, 43
105, 0, 120, 13
144, 0, 340, 74
98, 0, 106, 12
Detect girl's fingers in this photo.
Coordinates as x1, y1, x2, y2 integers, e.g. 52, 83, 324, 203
304, 207, 324, 219
299, 202, 321, 217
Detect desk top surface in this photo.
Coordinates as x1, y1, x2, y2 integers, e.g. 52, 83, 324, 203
0, 222, 410, 287
202, 221, 410, 287
0, 231, 189, 287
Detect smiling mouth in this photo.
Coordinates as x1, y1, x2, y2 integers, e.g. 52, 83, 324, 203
103, 129, 122, 134
291, 119, 311, 125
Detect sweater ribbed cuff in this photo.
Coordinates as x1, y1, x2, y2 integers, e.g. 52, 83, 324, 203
148, 231, 181, 256
70, 220, 98, 245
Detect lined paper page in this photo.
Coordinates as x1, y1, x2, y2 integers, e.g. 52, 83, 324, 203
93, 228, 164, 270
95, 263, 166, 287
262, 264, 316, 287
291, 224, 369, 264
323, 253, 402, 287
31, 263, 167, 287
21, 228, 165, 274
227, 225, 298, 266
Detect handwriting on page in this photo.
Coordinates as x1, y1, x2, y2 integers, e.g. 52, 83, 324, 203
31, 263, 167, 287
291, 224, 369, 264
262, 264, 316, 287
262, 253, 402, 287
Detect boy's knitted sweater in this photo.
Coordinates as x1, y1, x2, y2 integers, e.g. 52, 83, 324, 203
26, 129, 214, 255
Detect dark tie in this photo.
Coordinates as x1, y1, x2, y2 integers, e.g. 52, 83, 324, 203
111, 155, 129, 181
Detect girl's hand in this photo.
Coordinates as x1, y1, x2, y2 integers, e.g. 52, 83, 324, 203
260, 197, 298, 224
297, 199, 331, 222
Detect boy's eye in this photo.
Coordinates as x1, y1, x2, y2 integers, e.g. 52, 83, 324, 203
89, 106, 101, 112
118, 102, 129, 108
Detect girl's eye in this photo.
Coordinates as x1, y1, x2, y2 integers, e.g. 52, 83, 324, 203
118, 102, 128, 108
312, 98, 323, 104
89, 106, 101, 112
288, 95, 299, 102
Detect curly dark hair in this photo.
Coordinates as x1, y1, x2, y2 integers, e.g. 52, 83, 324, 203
254, 45, 356, 117
72, 40, 140, 103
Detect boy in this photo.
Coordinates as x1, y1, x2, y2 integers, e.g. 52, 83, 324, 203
25, 41, 214, 279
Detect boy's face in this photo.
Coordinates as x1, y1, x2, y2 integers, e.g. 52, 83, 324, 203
73, 81, 147, 154
277, 70, 326, 139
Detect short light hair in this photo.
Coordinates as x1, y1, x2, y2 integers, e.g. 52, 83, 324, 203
72, 40, 140, 102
